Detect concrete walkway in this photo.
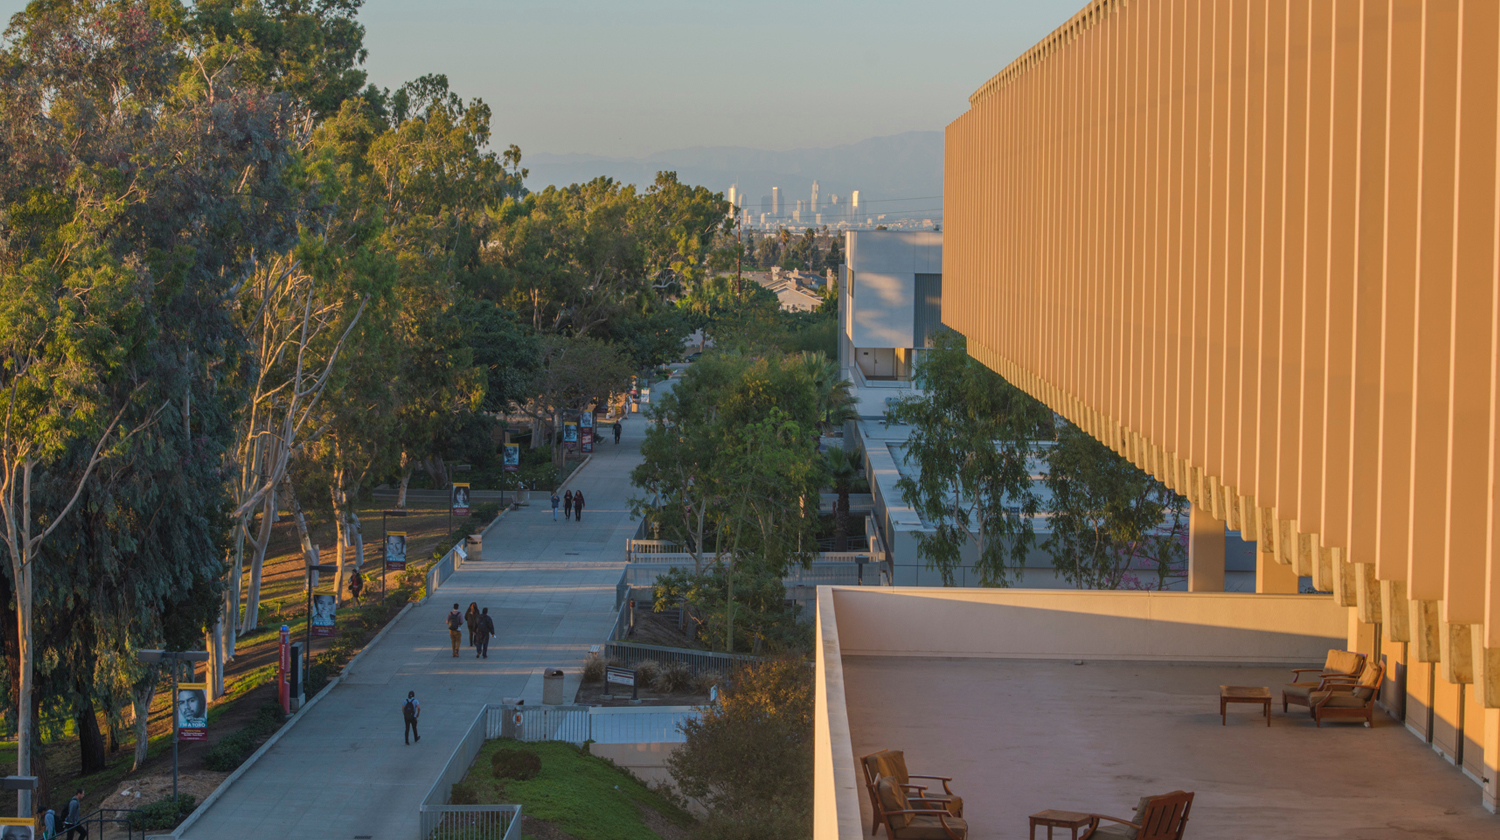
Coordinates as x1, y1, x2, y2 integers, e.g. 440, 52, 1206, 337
179, 393, 664, 839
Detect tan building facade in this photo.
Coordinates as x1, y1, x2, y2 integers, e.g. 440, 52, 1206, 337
944, 0, 1500, 801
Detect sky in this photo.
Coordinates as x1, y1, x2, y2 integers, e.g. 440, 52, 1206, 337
1, 0, 1086, 158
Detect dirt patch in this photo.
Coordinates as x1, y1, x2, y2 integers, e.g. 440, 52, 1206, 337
523, 815, 585, 840
573, 680, 710, 708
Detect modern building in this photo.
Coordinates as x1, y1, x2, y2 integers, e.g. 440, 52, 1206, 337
935, 0, 1500, 815
811, 180, 820, 213
849, 190, 859, 214
771, 186, 780, 217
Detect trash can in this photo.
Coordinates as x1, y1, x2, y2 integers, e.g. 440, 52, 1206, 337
543, 668, 565, 705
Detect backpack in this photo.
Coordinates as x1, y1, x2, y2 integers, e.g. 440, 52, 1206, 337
447, 610, 462, 631
403, 697, 417, 722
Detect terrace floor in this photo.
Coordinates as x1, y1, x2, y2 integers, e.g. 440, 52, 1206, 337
844, 656, 1494, 839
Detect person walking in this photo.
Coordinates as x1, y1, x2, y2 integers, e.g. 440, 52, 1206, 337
403, 690, 421, 744
563, 489, 574, 520
348, 568, 364, 607
37, 804, 56, 839
475, 607, 495, 659
551, 491, 561, 520
613, 420, 622, 444
446, 603, 463, 657
62, 789, 85, 839
573, 491, 585, 522
464, 602, 480, 648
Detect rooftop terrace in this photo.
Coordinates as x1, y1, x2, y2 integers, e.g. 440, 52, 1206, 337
845, 656, 1492, 838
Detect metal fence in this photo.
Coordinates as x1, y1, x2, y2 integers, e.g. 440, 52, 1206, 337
604, 640, 759, 676
493, 703, 699, 746
424, 540, 470, 600
419, 706, 523, 840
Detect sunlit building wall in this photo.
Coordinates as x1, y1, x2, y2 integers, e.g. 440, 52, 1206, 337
944, 0, 1500, 803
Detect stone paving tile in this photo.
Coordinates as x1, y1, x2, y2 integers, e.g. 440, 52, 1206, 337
179, 383, 668, 840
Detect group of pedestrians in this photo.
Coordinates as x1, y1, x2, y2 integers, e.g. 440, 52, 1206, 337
34, 788, 87, 839
550, 489, 586, 521
448, 602, 496, 658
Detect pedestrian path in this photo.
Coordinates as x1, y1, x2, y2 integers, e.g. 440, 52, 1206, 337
178, 392, 665, 840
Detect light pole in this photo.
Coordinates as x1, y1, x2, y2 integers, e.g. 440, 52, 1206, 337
137, 649, 210, 807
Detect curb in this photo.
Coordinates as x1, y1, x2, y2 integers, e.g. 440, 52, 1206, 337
163, 673, 344, 839
341, 601, 415, 678
554, 454, 594, 494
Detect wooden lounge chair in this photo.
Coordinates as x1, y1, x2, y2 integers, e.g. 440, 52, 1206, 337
1079, 791, 1194, 840
1309, 663, 1385, 727
861, 750, 962, 836
1282, 650, 1365, 712
875, 777, 968, 840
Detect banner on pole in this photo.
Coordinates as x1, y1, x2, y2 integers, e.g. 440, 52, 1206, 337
504, 443, 520, 472
563, 422, 578, 443
385, 531, 407, 571
177, 682, 208, 741
0, 817, 36, 838
580, 411, 594, 429
311, 594, 337, 637
581, 427, 594, 453
451, 482, 471, 515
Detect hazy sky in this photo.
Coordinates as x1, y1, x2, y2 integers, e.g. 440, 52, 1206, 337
2, 0, 1085, 157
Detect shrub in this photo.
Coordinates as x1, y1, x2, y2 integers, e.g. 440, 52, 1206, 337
491, 748, 542, 781
449, 780, 480, 805
632, 659, 660, 687
668, 657, 812, 820
581, 656, 605, 684
471, 501, 501, 523
203, 704, 286, 771
127, 795, 198, 831
652, 661, 692, 694
692, 670, 726, 696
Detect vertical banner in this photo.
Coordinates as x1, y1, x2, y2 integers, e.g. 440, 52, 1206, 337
451, 482, 470, 515
580, 411, 595, 429
564, 422, 578, 449
581, 427, 594, 453
0, 817, 35, 839
311, 595, 337, 637
503, 443, 520, 472
385, 531, 407, 571
176, 682, 208, 742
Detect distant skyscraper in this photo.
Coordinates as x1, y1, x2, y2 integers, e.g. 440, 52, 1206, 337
772, 187, 781, 217
727, 184, 738, 209
811, 181, 820, 213
851, 190, 860, 214
816, 213, 823, 226
760, 195, 771, 214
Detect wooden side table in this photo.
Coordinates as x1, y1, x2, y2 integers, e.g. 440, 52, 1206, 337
1220, 684, 1272, 726
1029, 809, 1092, 839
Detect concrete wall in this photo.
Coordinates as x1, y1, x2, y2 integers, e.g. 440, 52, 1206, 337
832, 587, 1345, 664
814, 588, 864, 840
845, 231, 942, 350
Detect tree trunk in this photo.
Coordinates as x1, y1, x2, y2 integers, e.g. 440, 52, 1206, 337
241, 492, 276, 635
76, 695, 108, 775
396, 460, 413, 510
15, 557, 34, 818
331, 477, 347, 607
131, 670, 158, 772
350, 512, 365, 571
284, 479, 318, 593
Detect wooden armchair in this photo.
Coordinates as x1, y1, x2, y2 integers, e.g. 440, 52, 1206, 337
1310, 663, 1385, 727
861, 750, 962, 836
1079, 791, 1194, 840
874, 777, 968, 840
1283, 650, 1366, 711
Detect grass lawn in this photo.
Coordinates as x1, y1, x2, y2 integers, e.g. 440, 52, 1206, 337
457, 739, 694, 840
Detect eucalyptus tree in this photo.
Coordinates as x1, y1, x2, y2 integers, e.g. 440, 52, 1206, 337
0, 0, 306, 809
884, 331, 1054, 586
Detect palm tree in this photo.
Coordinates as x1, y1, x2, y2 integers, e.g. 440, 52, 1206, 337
797, 351, 857, 434
824, 447, 861, 551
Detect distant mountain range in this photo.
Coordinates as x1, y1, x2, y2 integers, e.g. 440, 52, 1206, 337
521, 131, 943, 222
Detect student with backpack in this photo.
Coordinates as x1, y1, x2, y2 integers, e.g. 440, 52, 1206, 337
446, 603, 463, 657
37, 804, 56, 839
403, 691, 421, 744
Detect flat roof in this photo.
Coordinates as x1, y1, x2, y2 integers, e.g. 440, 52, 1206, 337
844, 656, 1493, 837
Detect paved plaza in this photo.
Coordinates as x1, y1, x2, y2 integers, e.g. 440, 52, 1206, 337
179, 393, 662, 839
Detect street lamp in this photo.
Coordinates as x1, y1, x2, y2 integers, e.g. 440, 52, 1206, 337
137, 649, 210, 806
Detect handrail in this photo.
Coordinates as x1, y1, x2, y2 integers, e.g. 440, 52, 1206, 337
78, 806, 144, 840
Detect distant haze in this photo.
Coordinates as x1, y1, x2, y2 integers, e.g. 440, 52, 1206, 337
524, 131, 942, 220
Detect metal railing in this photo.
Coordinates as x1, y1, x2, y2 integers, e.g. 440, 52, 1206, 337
499, 703, 698, 746
78, 807, 143, 839
604, 640, 759, 676
424, 540, 470, 600
419, 705, 523, 840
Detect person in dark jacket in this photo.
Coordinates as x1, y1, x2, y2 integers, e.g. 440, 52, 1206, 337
563, 489, 574, 520
613, 420, 622, 444
464, 602, 480, 647
63, 789, 85, 839
475, 607, 496, 659
573, 491, 585, 521
348, 568, 364, 606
